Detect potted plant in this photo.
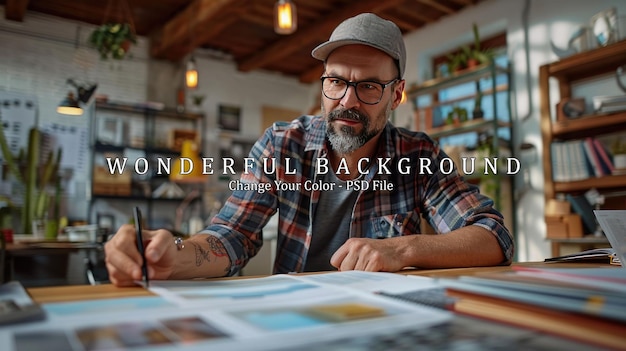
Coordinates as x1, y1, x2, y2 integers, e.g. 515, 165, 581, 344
447, 51, 468, 73
0, 127, 62, 236
88, 23, 137, 60
463, 45, 479, 69
470, 23, 496, 65
446, 106, 468, 125
191, 95, 206, 112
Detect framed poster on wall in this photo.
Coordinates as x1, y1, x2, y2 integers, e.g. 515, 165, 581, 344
218, 105, 241, 132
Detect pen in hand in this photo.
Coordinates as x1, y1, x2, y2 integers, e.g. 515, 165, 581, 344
133, 206, 149, 288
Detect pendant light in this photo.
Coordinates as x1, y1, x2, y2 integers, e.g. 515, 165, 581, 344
186, 57, 199, 89
274, 0, 297, 35
57, 91, 83, 116
56, 79, 98, 116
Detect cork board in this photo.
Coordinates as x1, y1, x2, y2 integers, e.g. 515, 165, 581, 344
261, 105, 301, 133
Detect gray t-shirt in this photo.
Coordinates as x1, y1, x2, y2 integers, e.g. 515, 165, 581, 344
304, 171, 359, 272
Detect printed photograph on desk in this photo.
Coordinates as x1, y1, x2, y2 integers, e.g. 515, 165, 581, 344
43, 296, 175, 319
12, 315, 231, 351
148, 275, 327, 308
226, 296, 427, 333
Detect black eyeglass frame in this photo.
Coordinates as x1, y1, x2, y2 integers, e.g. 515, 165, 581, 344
320, 76, 400, 105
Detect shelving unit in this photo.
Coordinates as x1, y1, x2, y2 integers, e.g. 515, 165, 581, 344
407, 62, 512, 157
540, 40, 626, 256
89, 101, 205, 231
406, 61, 514, 232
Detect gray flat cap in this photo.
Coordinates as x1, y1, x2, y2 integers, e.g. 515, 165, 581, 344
311, 13, 406, 78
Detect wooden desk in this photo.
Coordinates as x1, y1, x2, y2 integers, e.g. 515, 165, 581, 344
404, 261, 613, 278
28, 262, 615, 304
28, 284, 152, 304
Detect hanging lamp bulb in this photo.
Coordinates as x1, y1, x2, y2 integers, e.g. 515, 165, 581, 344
57, 91, 83, 116
274, 0, 297, 35
186, 57, 199, 89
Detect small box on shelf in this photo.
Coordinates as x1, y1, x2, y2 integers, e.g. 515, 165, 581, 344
92, 166, 131, 196
545, 214, 583, 239
168, 129, 199, 152
545, 199, 571, 216
562, 214, 584, 238
545, 216, 568, 239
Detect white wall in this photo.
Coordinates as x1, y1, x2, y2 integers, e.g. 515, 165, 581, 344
397, 0, 626, 261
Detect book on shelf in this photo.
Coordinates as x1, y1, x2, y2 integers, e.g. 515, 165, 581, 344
551, 138, 618, 180
582, 138, 604, 177
550, 140, 590, 181
591, 138, 614, 175
565, 193, 597, 234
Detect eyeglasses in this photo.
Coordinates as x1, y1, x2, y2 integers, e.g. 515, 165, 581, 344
320, 76, 398, 105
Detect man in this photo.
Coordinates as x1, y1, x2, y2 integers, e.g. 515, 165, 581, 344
105, 13, 513, 286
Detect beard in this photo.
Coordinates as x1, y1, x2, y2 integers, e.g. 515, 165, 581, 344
324, 101, 392, 154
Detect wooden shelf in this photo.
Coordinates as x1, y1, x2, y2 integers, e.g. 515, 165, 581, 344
426, 119, 511, 139
414, 84, 508, 110
540, 39, 626, 257
407, 63, 509, 97
95, 101, 202, 120
547, 236, 609, 244
553, 174, 626, 193
94, 142, 180, 156
91, 100, 205, 227
551, 111, 626, 139
547, 40, 626, 82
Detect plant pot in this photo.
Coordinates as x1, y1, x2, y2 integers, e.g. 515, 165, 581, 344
467, 58, 479, 69
473, 109, 484, 119
45, 219, 59, 240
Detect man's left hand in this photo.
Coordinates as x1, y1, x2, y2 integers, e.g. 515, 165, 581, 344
330, 237, 405, 272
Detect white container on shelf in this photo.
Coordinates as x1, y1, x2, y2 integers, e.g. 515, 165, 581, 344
64, 225, 99, 242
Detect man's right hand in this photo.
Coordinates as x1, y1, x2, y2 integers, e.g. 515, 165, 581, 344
104, 224, 177, 287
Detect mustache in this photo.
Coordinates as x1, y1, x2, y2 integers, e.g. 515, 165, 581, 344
328, 108, 368, 123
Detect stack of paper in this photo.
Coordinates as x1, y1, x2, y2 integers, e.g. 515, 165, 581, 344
440, 265, 626, 350
0, 272, 451, 351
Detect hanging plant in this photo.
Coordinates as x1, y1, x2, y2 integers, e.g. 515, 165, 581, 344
88, 23, 137, 60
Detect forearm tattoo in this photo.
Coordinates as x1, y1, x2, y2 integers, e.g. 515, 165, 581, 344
189, 242, 211, 266
187, 236, 229, 268
206, 236, 228, 257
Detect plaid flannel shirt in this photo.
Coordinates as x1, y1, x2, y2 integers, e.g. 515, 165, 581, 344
202, 115, 513, 276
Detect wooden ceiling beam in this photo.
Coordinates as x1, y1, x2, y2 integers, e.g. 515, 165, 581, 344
416, 0, 455, 15
242, 12, 272, 28
449, 0, 473, 5
5, 0, 30, 21
299, 63, 324, 84
403, 11, 436, 26
237, 0, 405, 73
150, 0, 240, 61
390, 16, 421, 31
